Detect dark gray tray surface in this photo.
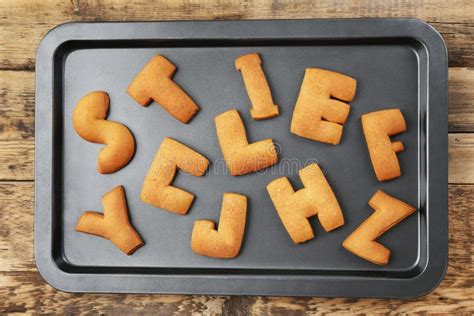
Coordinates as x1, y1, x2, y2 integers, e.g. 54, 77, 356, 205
35, 19, 448, 297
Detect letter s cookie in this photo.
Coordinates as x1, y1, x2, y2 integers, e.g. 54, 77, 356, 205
73, 91, 135, 174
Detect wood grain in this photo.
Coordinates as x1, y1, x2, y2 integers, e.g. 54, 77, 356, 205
449, 68, 474, 131
0, 69, 473, 181
1, 182, 472, 313
1, 0, 473, 313
0, 0, 473, 70
433, 22, 474, 68
0, 71, 34, 141
0, 70, 35, 180
0, 182, 35, 272
0, 272, 227, 314
449, 134, 474, 184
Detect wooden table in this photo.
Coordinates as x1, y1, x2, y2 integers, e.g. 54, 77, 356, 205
1, 1, 472, 313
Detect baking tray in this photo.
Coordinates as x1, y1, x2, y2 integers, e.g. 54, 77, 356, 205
35, 19, 448, 297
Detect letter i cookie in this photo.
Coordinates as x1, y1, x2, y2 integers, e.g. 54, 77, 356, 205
191, 193, 247, 259
267, 163, 344, 244
361, 109, 407, 181
72, 91, 135, 174
291, 68, 357, 145
342, 190, 417, 265
127, 54, 199, 123
76, 186, 144, 255
235, 53, 279, 120
141, 137, 209, 215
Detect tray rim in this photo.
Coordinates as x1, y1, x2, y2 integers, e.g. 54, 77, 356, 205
35, 18, 448, 297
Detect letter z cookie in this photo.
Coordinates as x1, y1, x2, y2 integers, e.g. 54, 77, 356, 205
342, 190, 417, 265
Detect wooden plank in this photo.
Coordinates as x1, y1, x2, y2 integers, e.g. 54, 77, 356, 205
0, 182, 35, 272
432, 22, 474, 68
449, 134, 474, 184
449, 68, 474, 131
0, 182, 472, 313
0, 272, 463, 314
0, 273, 226, 314
0, 0, 473, 70
0, 71, 34, 141
0, 140, 34, 181
0, 68, 473, 181
0, 70, 35, 180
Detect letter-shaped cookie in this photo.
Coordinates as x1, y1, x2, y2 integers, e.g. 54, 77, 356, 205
141, 137, 209, 214
191, 193, 247, 258
361, 109, 407, 181
342, 190, 417, 265
290, 68, 357, 145
127, 54, 199, 123
215, 109, 278, 176
76, 186, 144, 255
72, 91, 135, 174
235, 53, 279, 120
266, 163, 344, 243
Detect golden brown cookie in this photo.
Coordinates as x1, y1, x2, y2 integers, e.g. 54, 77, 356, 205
76, 186, 144, 255
215, 109, 278, 176
361, 109, 407, 181
191, 193, 247, 259
342, 190, 417, 265
266, 163, 344, 244
141, 137, 209, 215
235, 53, 279, 120
72, 91, 135, 174
290, 68, 357, 145
127, 54, 199, 123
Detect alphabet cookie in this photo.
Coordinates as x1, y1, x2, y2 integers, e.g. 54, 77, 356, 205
76, 186, 144, 255
342, 190, 417, 265
290, 68, 357, 145
127, 54, 199, 123
361, 109, 407, 181
235, 53, 279, 120
215, 109, 278, 176
72, 91, 135, 174
191, 193, 247, 258
266, 163, 344, 244
141, 137, 209, 215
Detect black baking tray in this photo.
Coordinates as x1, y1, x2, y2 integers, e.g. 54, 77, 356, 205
35, 19, 448, 297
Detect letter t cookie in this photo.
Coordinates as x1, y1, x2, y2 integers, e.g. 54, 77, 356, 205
127, 54, 199, 123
